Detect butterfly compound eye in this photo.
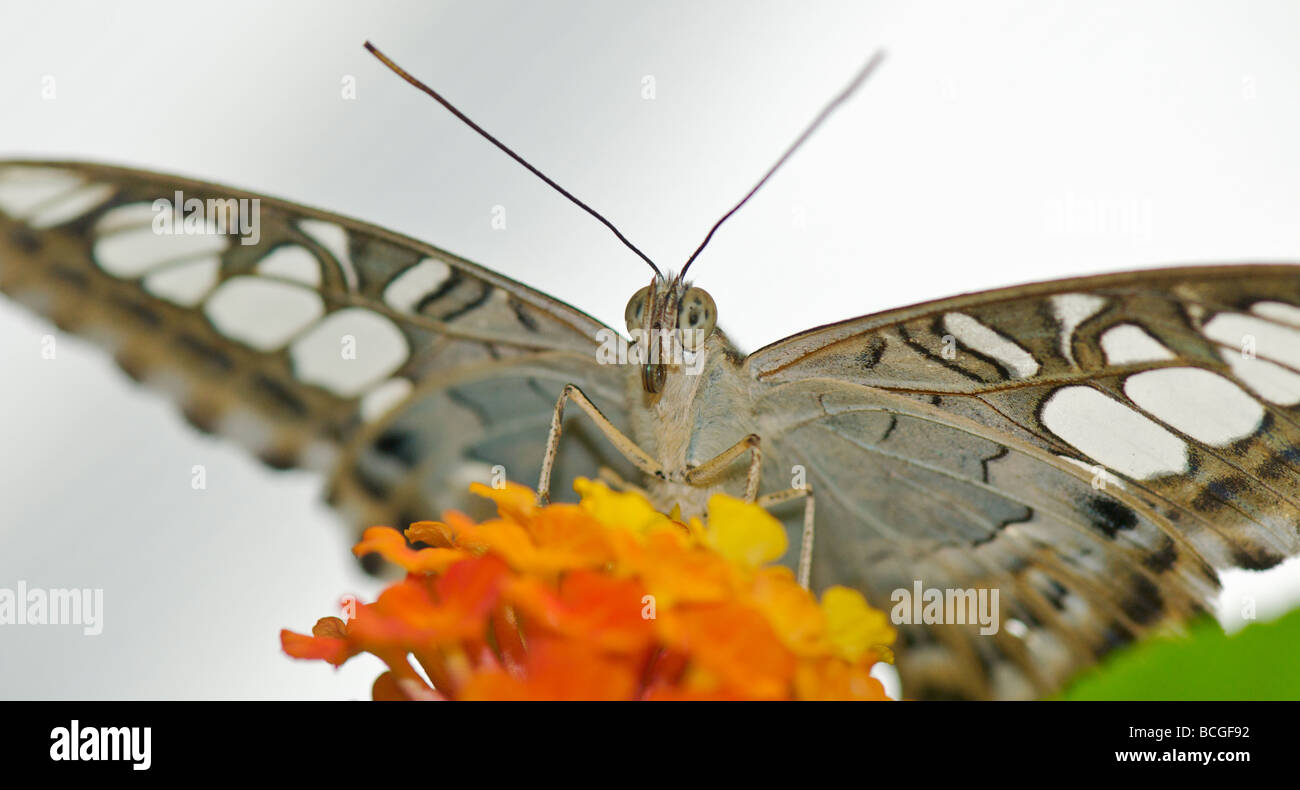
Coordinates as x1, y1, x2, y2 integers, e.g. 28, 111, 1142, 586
625, 286, 651, 332
676, 287, 717, 350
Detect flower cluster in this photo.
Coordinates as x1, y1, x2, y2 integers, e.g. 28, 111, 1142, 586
282, 479, 895, 700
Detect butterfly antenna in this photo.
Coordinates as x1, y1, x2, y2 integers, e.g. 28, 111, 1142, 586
365, 41, 662, 277
679, 50, 886, 280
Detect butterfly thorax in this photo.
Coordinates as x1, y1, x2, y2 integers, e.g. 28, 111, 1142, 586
625, 325, 756, 517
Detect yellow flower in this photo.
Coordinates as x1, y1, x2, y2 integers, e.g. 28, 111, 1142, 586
574, 477, 676, 535
822, 585, 897, 663
700, 494, 787, 569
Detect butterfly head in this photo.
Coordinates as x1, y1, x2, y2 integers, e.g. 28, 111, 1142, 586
624, 274, 718, 394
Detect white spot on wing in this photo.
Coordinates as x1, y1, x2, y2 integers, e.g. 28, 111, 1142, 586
0, 166, 83, 217
942, 312, 1040, 378
1023, 627, 1073, 682
1250, 300, 1300, 328
297, 219, 357, 291
360, 377, 414, 422
93, 225, 229, 278
142, 368, 193, 405
1125, 368, 1264, 446
1042, 386, 1188, 478
1050, 293, 1107, 366
93, 202, 159, 235
1219, 349, 1300, 405
26, 182, 115, 228
384, 257, 451, 315
1202, 313, 1300, 370
143, 256, 221, 306
300, 439, 338, 473
991, 662, 1036, 700
216, 409, 276, 455
255, 245, 321, 287
203, 276, 324, 351
1099, 324, 1175, 365
289, 307, 409, 397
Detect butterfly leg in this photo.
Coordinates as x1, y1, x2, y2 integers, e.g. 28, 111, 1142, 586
683, 434, 762, 501
756, 486, 816, 589
597, 465, 651, 497
537, 384, 663, 504
686, 437, 814, 585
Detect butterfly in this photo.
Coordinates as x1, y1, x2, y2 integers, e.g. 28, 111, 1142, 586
2, 46, 1298, 700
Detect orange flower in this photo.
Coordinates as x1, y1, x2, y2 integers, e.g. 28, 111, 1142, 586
619, 528, 737, 607
344, 556, 509, 650
654, 601, 796, 700
352, 526, 467, 574
795, 658, 891, 701
282, 478, 896, 701
748, 567, 829, 657
460, 638, 639, 701
506, 570, 656, 655
281, 617, 353, 666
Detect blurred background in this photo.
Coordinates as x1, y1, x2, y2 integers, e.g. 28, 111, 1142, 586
1, 0, 1298, 699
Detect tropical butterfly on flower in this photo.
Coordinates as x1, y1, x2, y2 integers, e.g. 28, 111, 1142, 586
1, 42, 1298, 700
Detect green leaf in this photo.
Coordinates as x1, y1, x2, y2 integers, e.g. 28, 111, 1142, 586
1060, 607, 1300, 700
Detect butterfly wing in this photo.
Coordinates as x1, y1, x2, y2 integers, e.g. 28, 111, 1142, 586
0, 161, 635, 538
746, 264, 1300, 698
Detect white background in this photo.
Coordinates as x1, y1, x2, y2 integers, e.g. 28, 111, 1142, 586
1, 0, 1298, 698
